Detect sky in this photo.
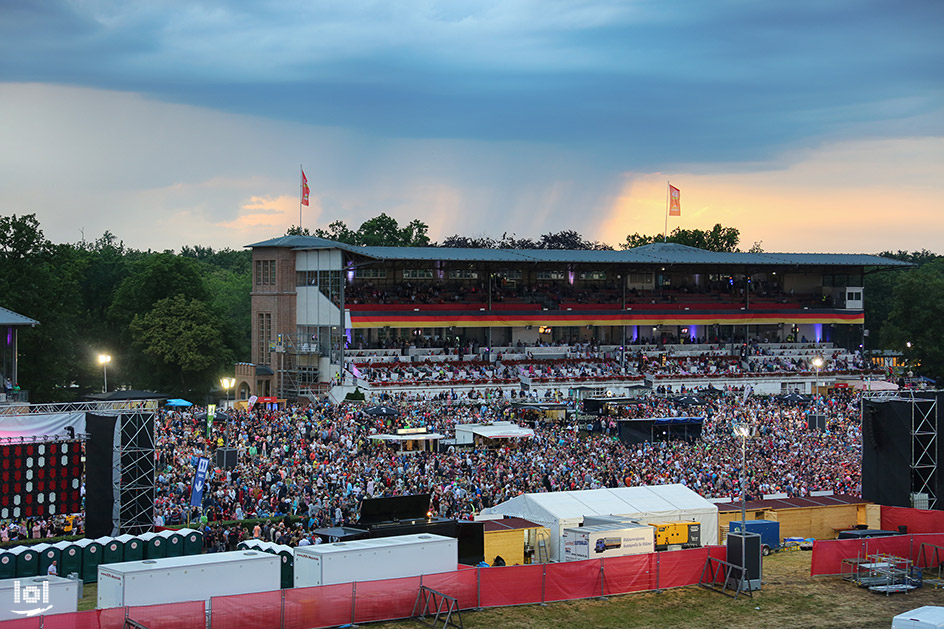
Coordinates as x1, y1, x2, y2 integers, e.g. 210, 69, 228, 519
0, 0, 942, 254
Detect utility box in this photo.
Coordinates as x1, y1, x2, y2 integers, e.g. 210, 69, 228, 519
729, 520, 781, 556
294, 533, 457, 587
97, 550, 281, 608
0, 576, 79, 620
562, 524, 654, 561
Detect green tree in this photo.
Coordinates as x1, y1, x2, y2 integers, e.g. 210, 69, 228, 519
130, 295, 233, 393
881, 259, 944, 381
0, 214, 85, 400
620, 224, 740, 252
310, 214, 431, 247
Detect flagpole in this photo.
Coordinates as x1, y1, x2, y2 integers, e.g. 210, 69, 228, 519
299, 164, 303, 231
664, 180, 669, 242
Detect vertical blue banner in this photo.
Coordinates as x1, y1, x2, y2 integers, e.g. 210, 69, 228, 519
190, 456, 210, 507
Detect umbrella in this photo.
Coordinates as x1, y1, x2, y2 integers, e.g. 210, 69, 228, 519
165, 398, 193, 407
673, 395, 705, 406
363, 405, 400, 418
778, 392, 811, 405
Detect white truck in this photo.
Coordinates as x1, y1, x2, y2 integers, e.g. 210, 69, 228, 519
294, 533, 457, 587
97, 550, 280, 608
562, 523, 655, 561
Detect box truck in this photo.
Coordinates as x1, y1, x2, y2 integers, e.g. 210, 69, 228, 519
294, 533, 457, 587
561, 524, 655, 561
97, 550, 280, 608
0, 576, 79, 621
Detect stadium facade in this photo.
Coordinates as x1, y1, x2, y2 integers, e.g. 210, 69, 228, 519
242, 235, 908, 400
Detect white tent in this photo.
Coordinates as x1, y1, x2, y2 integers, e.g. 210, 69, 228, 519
480, 484, 718, 561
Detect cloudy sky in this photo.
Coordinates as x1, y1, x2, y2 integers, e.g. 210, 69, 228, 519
1, 0, 942, 253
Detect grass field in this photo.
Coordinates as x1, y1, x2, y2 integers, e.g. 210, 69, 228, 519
76, 551, 944, 628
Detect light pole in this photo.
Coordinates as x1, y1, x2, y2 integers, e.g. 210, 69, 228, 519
733, 421, 752, 589
811, 355, 823, 402
220, 378, 236, 402
98, 354, 111, 393
220, 377, 235, 409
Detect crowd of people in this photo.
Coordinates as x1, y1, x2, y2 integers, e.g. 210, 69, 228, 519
151, 388, 863, 547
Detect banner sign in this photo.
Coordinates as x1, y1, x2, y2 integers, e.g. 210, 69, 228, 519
190, 457, 210, 507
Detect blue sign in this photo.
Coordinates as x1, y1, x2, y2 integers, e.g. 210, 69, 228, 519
190, 457, 210, 507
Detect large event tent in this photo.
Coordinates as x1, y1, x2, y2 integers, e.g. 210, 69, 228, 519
480, 484, 718, 561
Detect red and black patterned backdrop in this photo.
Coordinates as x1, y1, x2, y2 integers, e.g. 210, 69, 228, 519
0, 441, 83, 519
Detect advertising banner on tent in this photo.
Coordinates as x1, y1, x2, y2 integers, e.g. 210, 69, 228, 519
190, 457, 210, 507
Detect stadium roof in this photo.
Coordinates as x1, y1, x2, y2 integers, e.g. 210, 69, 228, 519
247, 236, 912, 268
0, 306, 39, 327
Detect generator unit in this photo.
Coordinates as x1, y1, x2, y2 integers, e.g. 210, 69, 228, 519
649, 522, 701, 550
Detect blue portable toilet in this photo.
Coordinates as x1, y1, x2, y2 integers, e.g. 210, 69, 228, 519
729, 520, 781, 556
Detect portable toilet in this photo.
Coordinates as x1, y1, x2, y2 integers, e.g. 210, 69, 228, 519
116, 534, 144, 562
272, 543, 294, 589
158, 529, 184, 557
73, 539, 103, 583
178, 528, 204, 556
11, 546, 39, 578
52, 541, 82, 578
97, 537, 123, 565
32, 543, 61, 576
0, 547, 16, 580
138, 532, 166, 559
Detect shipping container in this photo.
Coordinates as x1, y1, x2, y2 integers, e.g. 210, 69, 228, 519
294, 533, 457, 587
562, 524, 655, 561
0, 576, 79, 621
97, 550, 280, 609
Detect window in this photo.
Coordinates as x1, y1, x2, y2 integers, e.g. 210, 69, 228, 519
847, 291, 862, 301
256, 312, 272, 362
578, 271, 607, 281
403, 269, 434, 279
537, 271, 565, 280
355, 268, 387, 279
629, 273, 654, 284
448, 269, 478, 279
255, 260, 276, 286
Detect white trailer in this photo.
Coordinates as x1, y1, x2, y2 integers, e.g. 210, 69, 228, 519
294, 533, 457, 587
0, 576, 79, 620
562, 524, 655, 561
97, 550, 280, 608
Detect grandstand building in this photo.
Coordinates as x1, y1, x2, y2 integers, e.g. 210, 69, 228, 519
244, 235, 908, 401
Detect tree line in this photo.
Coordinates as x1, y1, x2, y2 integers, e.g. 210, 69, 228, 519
1, 212, 940, 401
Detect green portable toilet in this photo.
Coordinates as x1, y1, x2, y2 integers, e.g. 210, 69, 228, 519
32, 543, 60, 575
73, 539, 103, 583
11, 546, 39, 578
116, 534, 144, 562
97, 537, 123, 565
138, 532, 166, 559
178, 528, 204, 555
0, 547, 17, 579
158, 529, 184, 557
272, 543, 294, 589
52, 540, 82, 578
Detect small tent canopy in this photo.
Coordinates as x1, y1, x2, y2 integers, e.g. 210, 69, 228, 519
363, 405, 399, 418
165, 399, 193, 407
480, 484, 718, 561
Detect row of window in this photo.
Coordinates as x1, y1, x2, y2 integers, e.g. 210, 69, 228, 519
255, 260, 276, 286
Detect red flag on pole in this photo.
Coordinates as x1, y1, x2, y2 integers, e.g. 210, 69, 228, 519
301, 170, 310, 206
668, 184, 681, 216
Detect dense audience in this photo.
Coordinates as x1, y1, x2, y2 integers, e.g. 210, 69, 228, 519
150, 388, 863, 548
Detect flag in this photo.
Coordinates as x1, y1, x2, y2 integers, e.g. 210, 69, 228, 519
669, 184, 681, 216
301, 170, 310, 206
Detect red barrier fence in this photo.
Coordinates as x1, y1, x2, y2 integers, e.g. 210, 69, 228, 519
810, 533, 944, 576
1, 547, 723, 629
881, 505, 944, 533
